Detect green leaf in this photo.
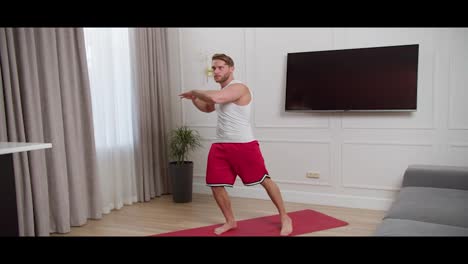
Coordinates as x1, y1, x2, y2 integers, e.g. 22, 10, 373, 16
169, 126, 202, 166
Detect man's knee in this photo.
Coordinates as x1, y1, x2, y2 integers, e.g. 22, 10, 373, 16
211, 186, 225, 194
260, 177, 272, 186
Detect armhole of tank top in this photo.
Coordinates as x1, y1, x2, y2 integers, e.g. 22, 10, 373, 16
231, 81, 252, 105
245, 86, 253, 104
239, 85, 252, 106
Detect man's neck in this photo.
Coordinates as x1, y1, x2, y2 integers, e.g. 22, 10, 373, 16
220, 76, 234, 89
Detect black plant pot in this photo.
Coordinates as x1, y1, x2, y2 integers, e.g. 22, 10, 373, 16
169, 161, 193, 203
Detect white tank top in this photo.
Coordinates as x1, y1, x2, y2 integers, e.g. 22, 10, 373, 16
214, 80, 255, 143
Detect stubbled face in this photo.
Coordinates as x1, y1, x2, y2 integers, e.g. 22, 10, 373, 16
212, 59, 234, 84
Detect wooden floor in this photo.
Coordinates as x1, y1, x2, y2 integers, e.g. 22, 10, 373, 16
51, 193, 386, 236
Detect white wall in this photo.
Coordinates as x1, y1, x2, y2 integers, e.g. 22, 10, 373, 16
167, 28, 468, 211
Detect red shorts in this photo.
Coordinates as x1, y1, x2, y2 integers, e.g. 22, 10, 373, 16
206, 140, 270, 187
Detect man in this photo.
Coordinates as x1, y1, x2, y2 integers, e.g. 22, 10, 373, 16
179, 53, 293, 236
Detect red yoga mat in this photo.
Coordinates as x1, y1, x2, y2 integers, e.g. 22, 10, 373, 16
154, 209, 348, 236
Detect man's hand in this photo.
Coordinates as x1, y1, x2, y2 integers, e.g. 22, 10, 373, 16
180, 90, 215, 113
179, 90, 195, 100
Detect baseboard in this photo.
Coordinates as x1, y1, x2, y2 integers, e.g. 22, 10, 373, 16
193, 182, 393, 211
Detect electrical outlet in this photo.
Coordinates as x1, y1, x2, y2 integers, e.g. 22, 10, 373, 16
306, 172, 320, 179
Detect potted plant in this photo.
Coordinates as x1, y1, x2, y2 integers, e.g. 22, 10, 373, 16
168, 126, 202, 203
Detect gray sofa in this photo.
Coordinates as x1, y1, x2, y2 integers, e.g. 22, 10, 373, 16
374, 164, 468, 236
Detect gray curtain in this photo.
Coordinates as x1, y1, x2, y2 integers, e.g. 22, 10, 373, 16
0, 62, 7, 139
130, 28, 172, 201
0, 28, 102, 236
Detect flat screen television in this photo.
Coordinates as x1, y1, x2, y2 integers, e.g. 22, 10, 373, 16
285, 44, 419, 112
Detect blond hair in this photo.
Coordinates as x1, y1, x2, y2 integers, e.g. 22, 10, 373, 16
212, 53, 234, 67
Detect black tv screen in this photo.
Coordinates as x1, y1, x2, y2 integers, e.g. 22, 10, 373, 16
285, 44, 419, 111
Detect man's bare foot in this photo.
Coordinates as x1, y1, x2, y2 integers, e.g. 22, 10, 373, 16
214, 222, 237, 235
280, 215, 293, 236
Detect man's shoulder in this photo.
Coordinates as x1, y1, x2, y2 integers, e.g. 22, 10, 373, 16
229, 82, 249, 91
231, 83, 250, 97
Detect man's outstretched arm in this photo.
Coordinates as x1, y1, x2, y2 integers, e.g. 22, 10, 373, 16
179, 84, 247, 105
192, 97, 215, 113
179, 92, 215, 113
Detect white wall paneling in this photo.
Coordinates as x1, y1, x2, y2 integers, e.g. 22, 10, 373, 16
169, 28, 468, 211
447, 143, 468, 166
342, 142, 435, 191
448, 29, 468, 130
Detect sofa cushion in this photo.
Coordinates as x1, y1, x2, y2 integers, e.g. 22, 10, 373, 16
374, 218, 468, 236
403, 165, 468, 190
384, 187, 468, 228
